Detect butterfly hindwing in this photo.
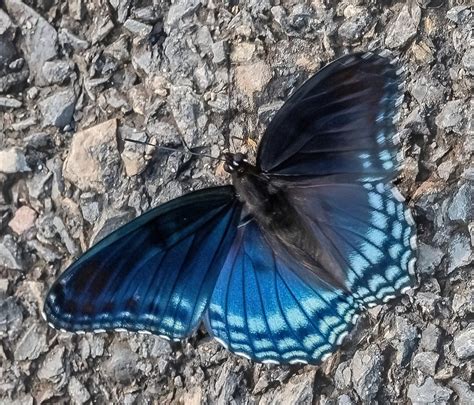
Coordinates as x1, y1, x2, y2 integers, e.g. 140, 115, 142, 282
283, 179, 416, 307
44, 186, 242, 340
205, 221, 359, 364
257, 52, 402, 180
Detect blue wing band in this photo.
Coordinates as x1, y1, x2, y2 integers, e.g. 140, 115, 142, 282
205, 221, 360, 364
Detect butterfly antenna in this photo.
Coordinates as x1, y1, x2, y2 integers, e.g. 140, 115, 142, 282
124, 138, 225, 162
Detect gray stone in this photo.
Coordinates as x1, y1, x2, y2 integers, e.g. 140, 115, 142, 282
69, 0, 85, 20
212, 41, 227, 64
0, 297, 23, 339
417, 243, 444, 275
42, 60, 73, 85
26, 169, 53, 200
0, 68, 29, 93
165, 0, 201, 31
39, 88, 76, 128
4, 0, 58, 85
385, 4, 421, 49
435, 99, 465, 134
0, 235, 22, 270
90, 15, 114, 45
0, 36, 18, 67
195, 26, 213, 55
149, 336, 172, 358
52, 216, 79, 256
446, 6, 471, 24
102, 342, 140, 384
0, 97, 21, 108
410, 76, 446, 108
259, 370, 316, 405
168, 85, 206, 147
0, 148, 30, 174
27, 240, 61, 263
449, 378, 474, 404
24, 132, 50, 149
452, 290, 474, 317
131, 6, 158, 23
462, 47, 474, 75
351, 345, 383, 402
407, 377, 452, 405
212, 361, 243, 404
416, 292, 442, 316
80, 192, 101, 224
420, 324, 442, 352
338, 394, 354, 405
38, 346, 66, 386
334, 360, 352, 390
58, 28, 90, 51
91, 210, 135, 246
67, 377, 90, 404
412, 351, 439, 375
104, 36, 130, 63
123, 19, 152, 37
0, 10, 12, 35
437, 160, 455, 181
338, 9, 371, 43
447, 234, 472, 273
119, 126, 148, 176
79, 334, 105, 360
453, 326, 474, 360
393, 317, 419, 366
14, 324, 48, 361
109, 0, 131, 23
448, 183, 473, 222
194, 63, 214, 91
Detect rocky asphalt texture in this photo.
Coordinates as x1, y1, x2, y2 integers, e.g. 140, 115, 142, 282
0, 0, 473, 404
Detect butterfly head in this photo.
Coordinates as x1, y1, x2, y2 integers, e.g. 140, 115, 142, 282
224, 152, 249, 174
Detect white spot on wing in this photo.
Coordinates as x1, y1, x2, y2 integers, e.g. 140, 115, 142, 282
235, 351, 251, 360
391, 187, 405, 202
405, 209, 415, 225
382, 294, 396, 303
401, 286, 412, 294
408, 257, 416, 275
262, 359, 280, 365
214, 337, 229, 350
321, 353, 331, 362
336, 331, 349, 346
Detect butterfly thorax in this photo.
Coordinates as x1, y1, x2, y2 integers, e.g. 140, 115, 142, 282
226, 153, 346, 289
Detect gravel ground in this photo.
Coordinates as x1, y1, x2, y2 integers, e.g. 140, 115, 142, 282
0, 0, 473, 404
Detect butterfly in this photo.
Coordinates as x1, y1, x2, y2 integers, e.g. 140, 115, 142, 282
43, 52, 417, 365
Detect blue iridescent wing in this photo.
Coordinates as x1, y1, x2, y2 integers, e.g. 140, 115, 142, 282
257, 52, 403, 180
44, 186, 242, 340
205, 221, 360, 365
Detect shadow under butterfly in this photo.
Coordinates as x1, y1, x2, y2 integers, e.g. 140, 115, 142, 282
44, 52, 417, 365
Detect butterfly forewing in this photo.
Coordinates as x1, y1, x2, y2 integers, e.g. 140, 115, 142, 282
44, 186, 242, 339
257, 53, 402, 181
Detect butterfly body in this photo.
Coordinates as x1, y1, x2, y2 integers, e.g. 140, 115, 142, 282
44, 52, 416, 365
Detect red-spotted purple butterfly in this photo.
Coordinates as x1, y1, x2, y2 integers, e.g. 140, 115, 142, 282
44, 52, 416, 365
